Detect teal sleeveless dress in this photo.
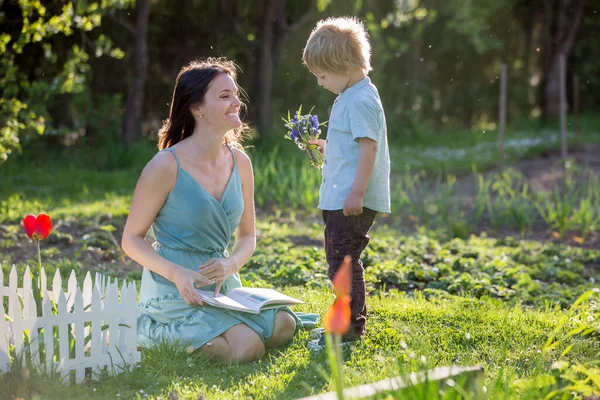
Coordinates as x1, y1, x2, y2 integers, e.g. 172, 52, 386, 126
137, 146, 317, 351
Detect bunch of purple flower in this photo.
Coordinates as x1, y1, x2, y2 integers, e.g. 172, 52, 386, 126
283, 106, 326, 169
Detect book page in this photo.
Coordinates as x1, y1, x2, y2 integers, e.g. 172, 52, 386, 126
195, 288, 303, 314
196, 290, 260, 314
226, 288, 304, 308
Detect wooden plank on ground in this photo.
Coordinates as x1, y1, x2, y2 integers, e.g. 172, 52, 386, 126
297, 365, 485, 400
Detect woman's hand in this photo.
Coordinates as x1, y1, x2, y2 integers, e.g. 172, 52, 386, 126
308, 139, 326, 155
171, 267, 213, 306
199, 258, 239, 296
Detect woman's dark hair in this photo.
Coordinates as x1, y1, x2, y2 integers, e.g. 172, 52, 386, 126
158, 57, 248, 150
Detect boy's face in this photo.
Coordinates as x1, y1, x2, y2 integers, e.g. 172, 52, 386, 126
312, 70, 350, 94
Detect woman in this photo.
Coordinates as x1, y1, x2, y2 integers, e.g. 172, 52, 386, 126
122, 58, 298, 363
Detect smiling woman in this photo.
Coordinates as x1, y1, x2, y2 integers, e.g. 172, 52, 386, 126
120, 58, 313, 363
156, 58, 247, 151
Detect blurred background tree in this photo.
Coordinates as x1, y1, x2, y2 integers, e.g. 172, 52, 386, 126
1, 0, 597, 165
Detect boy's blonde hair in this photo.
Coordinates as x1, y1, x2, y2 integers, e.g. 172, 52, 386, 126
303, 16, 372, 75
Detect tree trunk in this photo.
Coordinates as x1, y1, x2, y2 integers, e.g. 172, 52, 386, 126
122, 0, 150, 146
498, 64, 508, 170
254, 0, 276, 136
408, 37, 422, 113
543, 0, 584, 118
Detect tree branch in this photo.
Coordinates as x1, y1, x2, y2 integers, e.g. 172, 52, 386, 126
80, 30, 95, 52
559, 0, 584, 55
106, 12, 135, 36
220, 0, 256, 49
274, 1, 312, 33
288, 7, 313, 32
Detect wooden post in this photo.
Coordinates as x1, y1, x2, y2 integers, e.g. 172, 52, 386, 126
298, 366, 486, 400
559, 52, 568, 161
573, 74, 580, 151
498, 64, 507, 169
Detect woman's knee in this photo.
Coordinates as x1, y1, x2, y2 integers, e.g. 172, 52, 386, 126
277, 311, 297, 336
231, 334, 265, 363
223, 324, 265, 363
268, 311, 297, 347
198, 336, 229, 359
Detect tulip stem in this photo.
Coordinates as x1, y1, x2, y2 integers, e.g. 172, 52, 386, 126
334, 334, 344, 400
37, 240, 41, 270
325, 332, 345, 400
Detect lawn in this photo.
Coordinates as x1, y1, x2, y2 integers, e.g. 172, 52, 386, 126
1, 120, 600, 399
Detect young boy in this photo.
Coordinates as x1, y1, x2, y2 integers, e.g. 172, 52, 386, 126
303, 17, 391, 345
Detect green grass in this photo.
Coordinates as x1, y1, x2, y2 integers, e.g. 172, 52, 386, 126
1, 116, 600, 398
2, 287, 599, 399
2, 215, 600, 398
391, 113, 600, 175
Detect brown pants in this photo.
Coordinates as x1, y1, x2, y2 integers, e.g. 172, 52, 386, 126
322, 208, 377, 338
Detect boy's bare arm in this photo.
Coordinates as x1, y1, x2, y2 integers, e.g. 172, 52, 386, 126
344, 137, 378, 216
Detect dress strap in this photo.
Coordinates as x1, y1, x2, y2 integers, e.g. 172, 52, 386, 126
226, 144, 238, 170
163, 147, 181, 169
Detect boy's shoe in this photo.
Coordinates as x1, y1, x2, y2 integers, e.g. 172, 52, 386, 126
307, 338, 325, 352
307, 331, 361, 352
310, 327, 363, 342
310, 327, 326, 340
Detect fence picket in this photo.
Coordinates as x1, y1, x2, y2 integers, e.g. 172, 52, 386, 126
90, 285, 103, 367
42, 291, 54, 370
0, 297, 9, 372
83, 271, 92, 308
73, 288, 85, 383
57, 290, 69, 375
67, 270, 77, 311
23, 266, 32, 319
106, 281, 120, 368
26, 288, 41, 368
40, 267, 47, 297
52, 269, 62, 304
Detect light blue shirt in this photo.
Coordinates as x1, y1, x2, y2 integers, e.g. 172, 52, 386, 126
319, 77, 391, 213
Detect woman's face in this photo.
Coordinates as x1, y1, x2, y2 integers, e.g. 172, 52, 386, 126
196, 73, 242, 132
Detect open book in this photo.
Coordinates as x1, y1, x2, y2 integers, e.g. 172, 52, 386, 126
195, 287, 304, 314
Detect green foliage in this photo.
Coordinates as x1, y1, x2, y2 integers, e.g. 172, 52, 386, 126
232, 218, 600, 309
0, 0, 132, 163
250, 145, 322, 211
390, 163, 599, 241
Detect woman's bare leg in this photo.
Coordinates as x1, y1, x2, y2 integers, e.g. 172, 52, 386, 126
265, 310, 297, 348
198, 324, 265, 363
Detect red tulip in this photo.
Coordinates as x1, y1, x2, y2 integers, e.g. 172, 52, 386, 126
23, 214, 52, 240
324, 256, 353, 335
324, 295, 351, 335
332, 255, 352, 297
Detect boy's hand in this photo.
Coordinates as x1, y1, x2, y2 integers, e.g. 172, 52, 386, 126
343, 191, 364, 216
308, 139, 326, 155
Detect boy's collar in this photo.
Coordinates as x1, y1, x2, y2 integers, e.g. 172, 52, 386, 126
340, 76, 370, 95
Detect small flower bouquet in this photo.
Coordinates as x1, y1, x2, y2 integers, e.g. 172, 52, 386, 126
282, 106, 326, 169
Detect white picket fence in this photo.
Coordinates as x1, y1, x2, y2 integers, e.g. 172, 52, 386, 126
0, 265, 140, 383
